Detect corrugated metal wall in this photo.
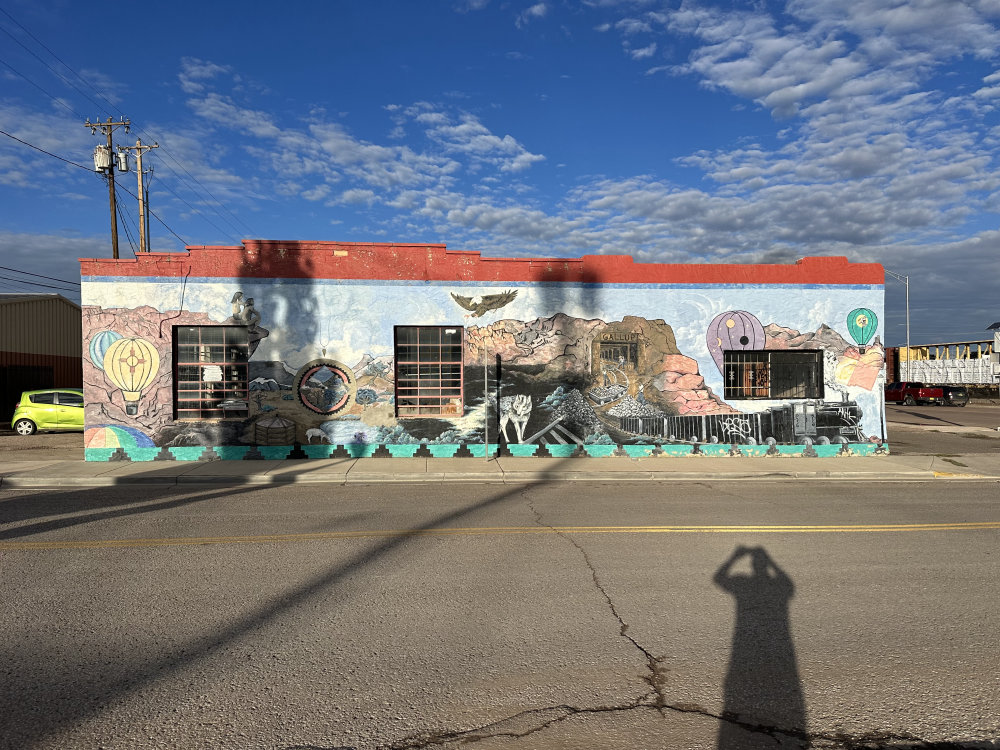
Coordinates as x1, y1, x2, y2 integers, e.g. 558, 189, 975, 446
0, 296, 83, 422
0, 295, 82, 357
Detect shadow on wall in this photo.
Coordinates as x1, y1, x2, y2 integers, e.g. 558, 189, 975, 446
491, 264, 602, 450
714, 546, 806, 749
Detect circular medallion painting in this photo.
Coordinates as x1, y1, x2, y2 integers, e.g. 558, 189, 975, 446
294, 359, 355, 415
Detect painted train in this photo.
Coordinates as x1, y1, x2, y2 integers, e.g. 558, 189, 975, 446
620, 399, 867, 446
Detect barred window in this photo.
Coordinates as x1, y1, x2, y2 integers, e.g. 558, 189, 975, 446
394, 326, 464, 417
723, 350, 823, 400
173, 326, 249, 419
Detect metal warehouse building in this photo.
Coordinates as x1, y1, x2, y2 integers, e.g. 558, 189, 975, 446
0, 294, 83, 424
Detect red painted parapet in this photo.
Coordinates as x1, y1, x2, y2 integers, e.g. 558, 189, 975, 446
81, 241, 885, 285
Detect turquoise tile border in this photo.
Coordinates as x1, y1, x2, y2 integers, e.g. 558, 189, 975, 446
169, 447, 207, 461
658, 444, 696, 456
257, 446, 292, 460
84, 448, 116, 462
214, 446, 250, 460
389, 445, 418, 458
698, 444, 731, 457
127, 447, 162, 461
344, 444, 377, 458
428, 444, 459, 458
507, 444, 538, 457
774, 445, 802, 455
302, 445, 333, 458
546, 444, 580, 458
623, 445, 654, 458
83, 441, 890, 461
466, 444, 501, 458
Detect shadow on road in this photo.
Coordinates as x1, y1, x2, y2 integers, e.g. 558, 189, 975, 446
891, 408, 967, 426
714, 546, 806, 749
0, 458, 586, 747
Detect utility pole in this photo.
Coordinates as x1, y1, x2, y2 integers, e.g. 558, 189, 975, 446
885, 269, 910, 381
119, 139, 158, 252
85, 117, 130, 259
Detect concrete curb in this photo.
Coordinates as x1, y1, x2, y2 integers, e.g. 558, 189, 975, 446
4, 469, 985, 488
4, 451, 1000, 488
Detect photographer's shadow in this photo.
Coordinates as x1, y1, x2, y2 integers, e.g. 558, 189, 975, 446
714, 546, 806, 749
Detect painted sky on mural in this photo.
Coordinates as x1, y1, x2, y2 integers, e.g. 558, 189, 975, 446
2, 1, 998, 346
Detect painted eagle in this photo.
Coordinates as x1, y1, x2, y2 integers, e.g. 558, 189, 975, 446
450, 290, 518, 317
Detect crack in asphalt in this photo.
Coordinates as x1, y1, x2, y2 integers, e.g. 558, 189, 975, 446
378, 703, 660, 749
523, 491, 669, 711
315, 486, 995, 750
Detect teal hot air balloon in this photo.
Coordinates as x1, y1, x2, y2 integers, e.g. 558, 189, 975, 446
89, 330, 123, 371
847, 308, 878, 352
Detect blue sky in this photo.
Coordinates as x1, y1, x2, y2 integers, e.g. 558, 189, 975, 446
2, 0, 999, 346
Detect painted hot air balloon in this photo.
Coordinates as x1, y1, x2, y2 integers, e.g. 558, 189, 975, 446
102, 337, 160, 416
88, 330, 123, 371
707, 310, 766, 375
847, 307, 878, 353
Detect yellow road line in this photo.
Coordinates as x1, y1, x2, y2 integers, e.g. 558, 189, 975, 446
2, 522, 1000, 550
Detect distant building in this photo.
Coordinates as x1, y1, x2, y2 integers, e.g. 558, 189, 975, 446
0, 294, 83, 423
80, 242, 886, 460
886, 340, 997, 384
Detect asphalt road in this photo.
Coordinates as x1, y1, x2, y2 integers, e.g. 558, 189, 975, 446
2, 480, 999, 749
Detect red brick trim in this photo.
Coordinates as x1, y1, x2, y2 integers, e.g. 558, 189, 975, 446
80, 241, 884, 285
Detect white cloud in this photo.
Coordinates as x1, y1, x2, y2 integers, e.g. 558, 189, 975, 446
178, 58, 233, 94
516, 3, 548, 28
401, 104, 545, 172
629, 42, 657, 60
615, 17, 652, 34
301, 185, 331, 201
337, 188, 377, 205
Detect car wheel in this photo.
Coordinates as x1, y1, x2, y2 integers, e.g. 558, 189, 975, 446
13, 418, 37, 436
903, 394, 916, 405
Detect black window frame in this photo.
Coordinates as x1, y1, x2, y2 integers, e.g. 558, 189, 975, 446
172, 325, 250, 420
723, 350, 824, 400
394, 325, 465, 417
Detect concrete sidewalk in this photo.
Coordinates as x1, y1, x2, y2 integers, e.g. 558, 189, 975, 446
2, 452, 1000, 487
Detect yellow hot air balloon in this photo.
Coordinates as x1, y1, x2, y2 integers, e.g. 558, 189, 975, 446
102, 337, 160, 416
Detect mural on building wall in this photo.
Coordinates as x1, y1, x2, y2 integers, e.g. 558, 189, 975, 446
706, 310, 766, 375
80, 277, 886, 457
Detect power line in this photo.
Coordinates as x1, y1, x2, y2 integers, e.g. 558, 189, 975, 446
114, 185, 138, 257
0, 19, 109, 119
142, 145, 258, 239
0, 54, 84, 120
0, 273, 78, 291
0, 265, 80, 285
1, 6, 259, 242
0, 6, 119, 115
148, 176, 232, 241
0, 128, 90, 170
115, 182, 189, 245
1, 127, 188, 246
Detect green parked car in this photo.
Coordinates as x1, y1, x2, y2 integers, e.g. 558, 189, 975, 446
11, 388, 84, 435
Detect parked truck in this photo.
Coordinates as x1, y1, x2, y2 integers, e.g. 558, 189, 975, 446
884, 381, 945, 405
